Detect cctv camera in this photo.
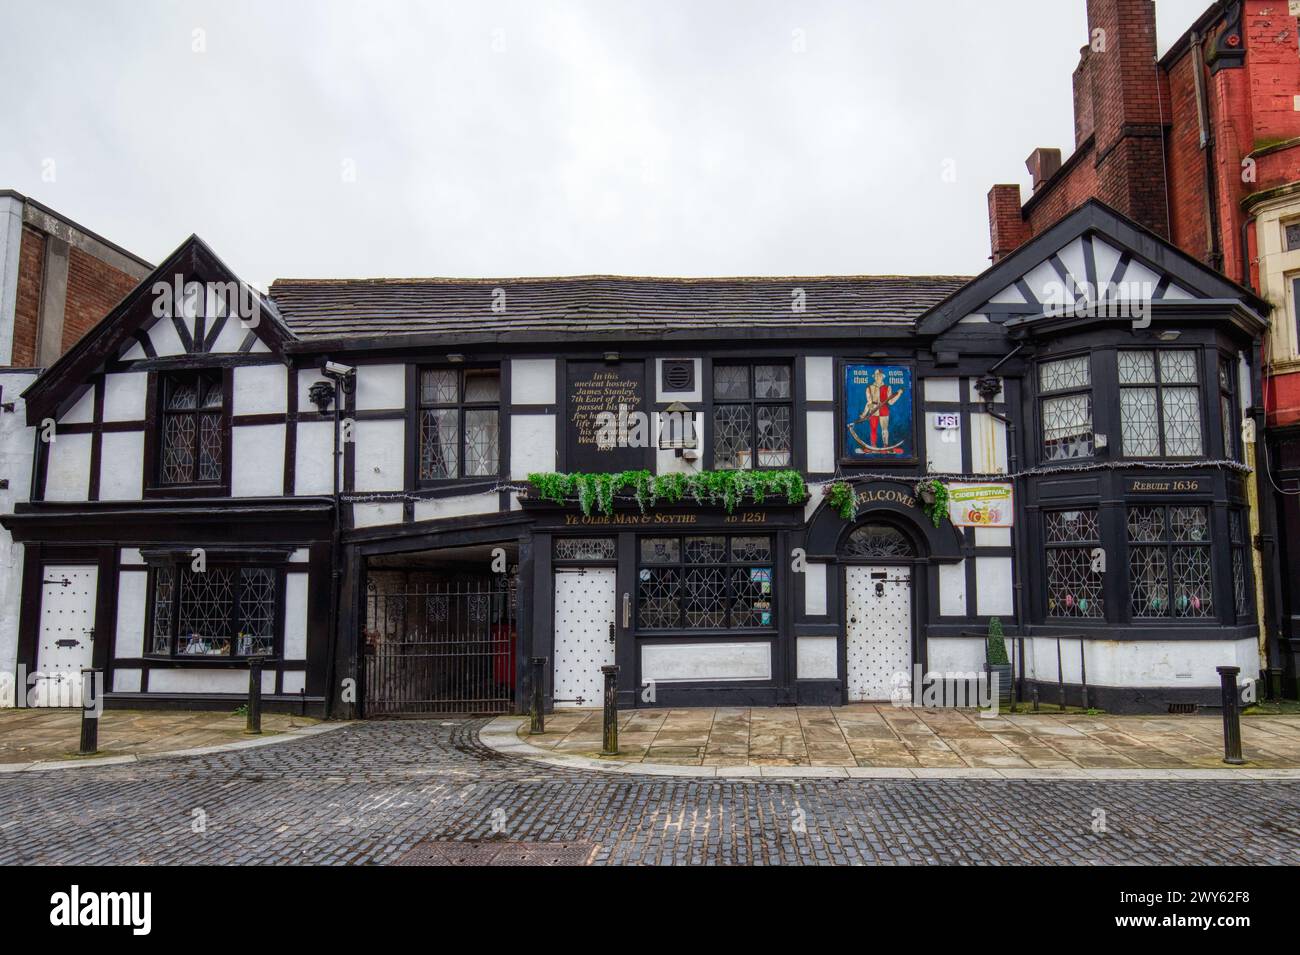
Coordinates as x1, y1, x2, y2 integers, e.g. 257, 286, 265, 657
323, 360, 354, 378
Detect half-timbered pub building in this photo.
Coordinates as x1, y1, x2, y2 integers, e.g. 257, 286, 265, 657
0, 200, 1277, 717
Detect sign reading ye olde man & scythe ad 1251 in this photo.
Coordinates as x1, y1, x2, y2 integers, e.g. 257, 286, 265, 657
946, 483, 1014, 527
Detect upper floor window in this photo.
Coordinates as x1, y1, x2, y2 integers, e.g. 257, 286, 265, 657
1044, 508, 1103, 619
1284, 221, 1300, 251
160, 371, 224, 485
149, 560, 279, 658
712, 362, 792, 469
418, 367, 500, 481
1039, 356, 1093, 461
1117, 350, 1202, 457
1219, 357, 1239, 461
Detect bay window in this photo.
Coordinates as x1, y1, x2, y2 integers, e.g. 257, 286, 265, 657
1117, 350, 1202, 458
148, 560, 280, 657
1039, 356, 1093, 461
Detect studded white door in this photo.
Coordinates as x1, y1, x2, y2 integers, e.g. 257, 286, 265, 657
845, 565, 912, 702
34, 564, 98, 707
553, 568, 616, 708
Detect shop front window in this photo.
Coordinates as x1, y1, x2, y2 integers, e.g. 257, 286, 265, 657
1039, 356, 1093, 461
1127, 505, 1213, 619
148, 561, 279, 657
1044, 508, 1103, 618
636, 534, 775, 630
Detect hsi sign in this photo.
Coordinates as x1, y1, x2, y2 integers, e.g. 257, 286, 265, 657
49, 885, 151, 936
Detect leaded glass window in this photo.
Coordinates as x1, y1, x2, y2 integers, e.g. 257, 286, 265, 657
418, 367, 500, 480
149, 562, 280, 657
1117, 350, 1203, 458
636, 534, 774, 630
1219, 356, 1238, 462
1044, 509, 1103, 618
553, 537, 616, 561
1229, 510, 1251, 618
712, 362, 792, 468
160, 371, 224, 485
842, 524, 914, 559
1127, 505, 1213, 619
1039, 356, 1094, 461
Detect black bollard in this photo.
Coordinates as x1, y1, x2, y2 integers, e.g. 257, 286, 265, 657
529, 657, 547, 735
1216, 665, 1245, 765
246, 657, 264, 735
78, 668, 99, 755
601, 664, 620, 755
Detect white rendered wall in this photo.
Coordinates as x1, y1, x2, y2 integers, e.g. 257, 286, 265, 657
797, 636, 837, 679
98, 431, 145, 500
512, 359, 556, 404
1021, 636, 1260, 688
295, 419, 335, 495
803, 562, 827, 616
641, 642, 772, 683
0, 371, 36, 704
511, 414, 557, 479
114, 571, 148, 658
353, 364, 405, 411
102, 373, 147, 422
804, 358, 834, 402
283, 573, 309, 660
413, 493, 500, 523
232, 364, 287, 415
806, 411, 835, 473
926, 637, 987, 674
232, 424, 286, 496
44, 432, 92, 501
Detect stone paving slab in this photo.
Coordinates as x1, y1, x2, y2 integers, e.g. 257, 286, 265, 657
500, 705, 1300, 779
0, 708, 339, 769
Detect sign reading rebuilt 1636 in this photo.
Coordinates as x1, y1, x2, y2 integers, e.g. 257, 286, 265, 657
566, 361, 646, 472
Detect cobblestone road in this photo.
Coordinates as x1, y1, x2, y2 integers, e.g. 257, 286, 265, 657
1, 720, 1296, 865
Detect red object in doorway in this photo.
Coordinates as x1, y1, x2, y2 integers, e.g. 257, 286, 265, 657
493, 625, 517, 688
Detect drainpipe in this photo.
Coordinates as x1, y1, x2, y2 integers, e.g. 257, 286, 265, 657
976, 344, 1027, 704
315, 362, 354, 719
1251, 341, 1285, 698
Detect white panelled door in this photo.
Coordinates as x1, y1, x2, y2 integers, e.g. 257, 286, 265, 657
34, 564, 98, 707
845, 565, 912, 702
553, 568, 616, 708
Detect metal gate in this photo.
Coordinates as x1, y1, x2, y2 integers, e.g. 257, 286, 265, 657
363, 578, 516, 716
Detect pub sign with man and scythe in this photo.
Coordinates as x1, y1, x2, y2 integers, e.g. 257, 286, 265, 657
842, 363, 915, 461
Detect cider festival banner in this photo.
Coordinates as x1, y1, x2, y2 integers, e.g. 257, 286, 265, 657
947, 482, 1014, 527
843, 363, 913, 459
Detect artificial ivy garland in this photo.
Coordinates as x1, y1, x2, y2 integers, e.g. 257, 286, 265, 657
526, 469, 807, 517
914, 479, 950, 528
824, 481, 857, 521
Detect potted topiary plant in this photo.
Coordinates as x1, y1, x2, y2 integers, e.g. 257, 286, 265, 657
985, 617, 1013, 709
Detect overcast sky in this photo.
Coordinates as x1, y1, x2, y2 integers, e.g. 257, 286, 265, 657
0, 0, 1208, 287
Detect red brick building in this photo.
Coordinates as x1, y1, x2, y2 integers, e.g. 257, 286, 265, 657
0, 190, 152, 369
986, 0, 1300, 698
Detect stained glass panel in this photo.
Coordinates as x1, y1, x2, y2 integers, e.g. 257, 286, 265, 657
684, 567, 727, 628
1046, 547, 1104, 618
637, 567, 680, 629
421, 369, 459, 405
151, 567, 175, 655
1159, 350, 1199, 384
1046, 509, 1099, 544
237, 568, 276, 656
685, 537, 726, 563
754, 364, 791, 399
640, 538, 680, 563
463, 369, 501, 403
1117, 351, 1155, 385
178, 567, 235, 656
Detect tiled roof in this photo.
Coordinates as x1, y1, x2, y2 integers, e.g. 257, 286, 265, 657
268, 274, 971, 340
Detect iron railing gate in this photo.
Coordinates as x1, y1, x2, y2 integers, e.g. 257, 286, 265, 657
363, 578, 516, 716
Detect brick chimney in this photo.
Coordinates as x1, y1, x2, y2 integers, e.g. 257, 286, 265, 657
1072, 45, 1094, 147
1082, 0, 1168, 235
988, 185, 1031, 262
1026, 148, 1063, 192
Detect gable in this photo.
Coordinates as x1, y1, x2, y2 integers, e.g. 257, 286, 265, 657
22, 235, 293, 425
919, 199, 1269, 334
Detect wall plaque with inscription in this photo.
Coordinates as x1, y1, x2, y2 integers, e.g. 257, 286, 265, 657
565, 361, 647, 472
1125, 477, 1206, 494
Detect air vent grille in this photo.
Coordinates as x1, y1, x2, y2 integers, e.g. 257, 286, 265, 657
662, 360, 695, 392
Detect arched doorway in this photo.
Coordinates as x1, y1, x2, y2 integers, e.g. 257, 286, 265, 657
839, 521, 917, 702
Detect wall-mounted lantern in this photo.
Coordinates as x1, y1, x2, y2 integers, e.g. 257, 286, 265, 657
658, 401, 698, 458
